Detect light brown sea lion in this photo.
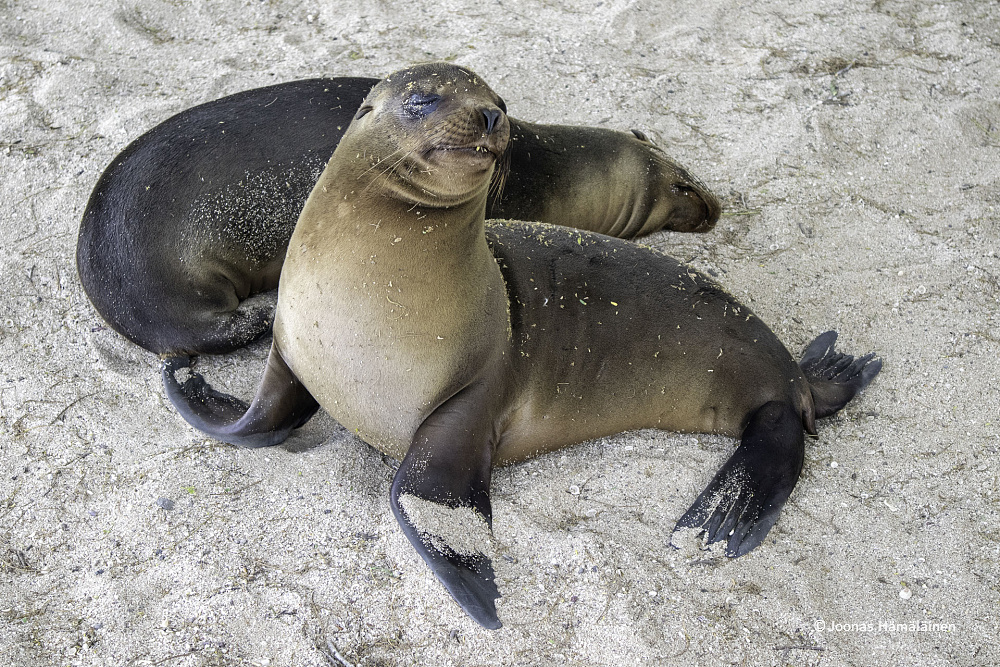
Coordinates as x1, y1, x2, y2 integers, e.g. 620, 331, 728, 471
162, 63, 881, 629
76, 76, 720, 357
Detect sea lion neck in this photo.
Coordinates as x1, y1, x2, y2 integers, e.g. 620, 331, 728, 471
285, 133, 503, 306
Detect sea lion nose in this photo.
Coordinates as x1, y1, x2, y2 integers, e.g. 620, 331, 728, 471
482, 108, 502, 135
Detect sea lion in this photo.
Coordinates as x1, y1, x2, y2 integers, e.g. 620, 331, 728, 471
76, 75, 720, 357
162, 63, 881, 629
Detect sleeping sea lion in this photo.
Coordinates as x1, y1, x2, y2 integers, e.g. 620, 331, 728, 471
161, 63, 881, 629
77, 75, 720, 356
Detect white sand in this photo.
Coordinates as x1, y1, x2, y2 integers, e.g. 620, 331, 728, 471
1, 1, 997, 665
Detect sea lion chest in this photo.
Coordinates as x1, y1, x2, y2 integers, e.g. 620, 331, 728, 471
274, 204, 510, 459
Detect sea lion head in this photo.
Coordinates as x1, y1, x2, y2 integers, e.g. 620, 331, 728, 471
627, 130, 721, 234
345, 63, 510, 207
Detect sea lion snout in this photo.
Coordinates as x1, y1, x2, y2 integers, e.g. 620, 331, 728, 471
482, 107, 503, 135
473, 103, 510, 158
649, 154, 722, 233
667, 179, 722, 233
425, 98, 510, 164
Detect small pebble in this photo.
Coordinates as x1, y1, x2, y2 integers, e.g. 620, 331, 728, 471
830, 461, 839, 468
568, 484, 580, 495
899, 587, 912, 600
156, 497, 175, 510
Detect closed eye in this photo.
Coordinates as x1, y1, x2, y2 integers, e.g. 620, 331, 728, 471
355, 105, 374, 119
402, 93, 441, 117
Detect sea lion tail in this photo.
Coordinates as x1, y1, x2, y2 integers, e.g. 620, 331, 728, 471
161, 348, 319, 448
798, 331, 882, 419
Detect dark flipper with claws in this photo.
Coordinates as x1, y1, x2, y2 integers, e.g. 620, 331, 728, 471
161, 345, 319, 448
389, 382, 502, 629
799, 330, 883, 418
674, 401, 805, 557
674, 331, 881, 557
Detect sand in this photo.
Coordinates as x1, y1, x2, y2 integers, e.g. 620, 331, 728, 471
1, 0, 997, 665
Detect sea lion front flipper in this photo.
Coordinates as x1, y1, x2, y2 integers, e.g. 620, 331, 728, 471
161, 345, 319, 448
673, 401, 805, 558
389, 383, 501, 629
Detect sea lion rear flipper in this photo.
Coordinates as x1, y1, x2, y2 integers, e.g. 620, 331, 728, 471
673, 401, 804, 558
799, 331, 882, 419
161, 345, 319, 448
389, 383, 501, 629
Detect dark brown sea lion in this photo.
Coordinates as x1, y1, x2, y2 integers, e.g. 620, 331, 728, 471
76, 75, 720, 357
162, 63, 881, 629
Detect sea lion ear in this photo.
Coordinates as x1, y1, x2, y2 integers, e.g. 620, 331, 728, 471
355, 104, 374, 120
630, 129, 652, 143
388, 382, 502, 629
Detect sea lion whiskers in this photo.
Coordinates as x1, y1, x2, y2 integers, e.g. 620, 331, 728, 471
363, 148, 410, 183
361, 124, 497, 202
359, 147, 428, 199
356, 147, 406, 181
487, 147, 511, 207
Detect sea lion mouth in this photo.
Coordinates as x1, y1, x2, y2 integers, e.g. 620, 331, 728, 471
435, 144, 499, 158
424, 142, 501, 168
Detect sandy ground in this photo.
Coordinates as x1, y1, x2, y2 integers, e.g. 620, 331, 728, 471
1, 0, 998, 665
